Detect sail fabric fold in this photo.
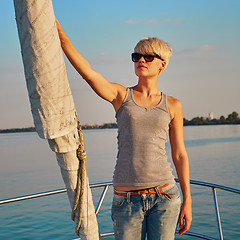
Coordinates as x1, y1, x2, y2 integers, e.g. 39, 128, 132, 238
13, 0, 77, 139
56, 150, 100, 239
13, 0, 100, 239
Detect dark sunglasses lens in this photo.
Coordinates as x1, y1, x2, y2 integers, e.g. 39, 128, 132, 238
131, 53, 156, 62
144, 55, 154, 62
132, 53, 141, 62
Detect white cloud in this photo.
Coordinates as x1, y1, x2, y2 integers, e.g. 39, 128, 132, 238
146, 19, 158, 25
125, 20, 137, 25
176, 44, 217, 53
164, 17, 184, 23
125, 19, 159, 25
90, 53, 127, 65
125, 17, 184, 25
99, 52, 110, 56
197, 45, 217, 51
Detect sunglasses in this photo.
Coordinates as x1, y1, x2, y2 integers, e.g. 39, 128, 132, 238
131, 52, 164, 62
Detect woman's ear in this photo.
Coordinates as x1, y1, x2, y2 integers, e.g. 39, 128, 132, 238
161, 61, 167, 69
159, 61, 167, 74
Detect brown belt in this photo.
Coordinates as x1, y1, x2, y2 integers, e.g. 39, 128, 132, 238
114, 183, 172, 199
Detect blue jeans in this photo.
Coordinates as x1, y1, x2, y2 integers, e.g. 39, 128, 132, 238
111, 183, 181, 240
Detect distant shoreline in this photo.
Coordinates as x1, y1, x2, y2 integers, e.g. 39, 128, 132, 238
0, 123, 118, 134
1, 113, 240, 134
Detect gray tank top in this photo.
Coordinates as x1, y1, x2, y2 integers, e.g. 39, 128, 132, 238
113, 88, 175, 187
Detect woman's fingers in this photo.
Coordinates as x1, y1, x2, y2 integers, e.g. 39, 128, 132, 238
178, 203, 192, 235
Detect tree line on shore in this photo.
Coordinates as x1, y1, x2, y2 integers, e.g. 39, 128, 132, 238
183, 111, 240, 126
1, 111, 240, 134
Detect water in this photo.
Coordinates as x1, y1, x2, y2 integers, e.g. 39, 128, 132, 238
0, 125, 240, 239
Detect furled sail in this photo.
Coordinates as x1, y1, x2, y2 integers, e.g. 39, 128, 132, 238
13, 0, 100, 239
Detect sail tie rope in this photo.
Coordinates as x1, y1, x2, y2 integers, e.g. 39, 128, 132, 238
72, 120, 86, 236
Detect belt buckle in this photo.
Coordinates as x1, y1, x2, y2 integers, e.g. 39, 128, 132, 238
137, 189, 147, 195
137, 190, 143, 195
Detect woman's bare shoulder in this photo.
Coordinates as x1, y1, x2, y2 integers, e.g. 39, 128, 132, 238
167, 95, 183, 119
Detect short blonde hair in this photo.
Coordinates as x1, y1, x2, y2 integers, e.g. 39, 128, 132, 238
134, 37, 172, 67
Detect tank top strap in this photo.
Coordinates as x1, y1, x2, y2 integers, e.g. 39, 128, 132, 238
159, 93, 169, 113
123, 87, 169, 114
122, 87, 132, 104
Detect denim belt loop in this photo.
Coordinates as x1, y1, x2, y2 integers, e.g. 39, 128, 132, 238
127, 192, 131, 203
155, 186, 162, 198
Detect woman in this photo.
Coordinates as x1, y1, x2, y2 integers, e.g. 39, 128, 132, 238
56, 18, 192, 240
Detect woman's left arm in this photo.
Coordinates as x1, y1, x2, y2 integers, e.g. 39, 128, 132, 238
168, 96, 192, 235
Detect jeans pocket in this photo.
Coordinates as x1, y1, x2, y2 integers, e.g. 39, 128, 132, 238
162, 184, 181, 201
112, 194, 126, 209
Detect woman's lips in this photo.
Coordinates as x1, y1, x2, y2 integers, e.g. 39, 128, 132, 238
137, 64, 147, 69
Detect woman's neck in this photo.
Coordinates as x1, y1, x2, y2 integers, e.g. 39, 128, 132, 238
134, 77, 159, 96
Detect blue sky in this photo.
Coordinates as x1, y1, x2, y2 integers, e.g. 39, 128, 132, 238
1, 0, 240, 128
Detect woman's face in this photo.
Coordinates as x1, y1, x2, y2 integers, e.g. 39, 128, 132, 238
134, 54, 166, 79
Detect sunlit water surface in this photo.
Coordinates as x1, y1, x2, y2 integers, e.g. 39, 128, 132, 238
0, 125, 240, 239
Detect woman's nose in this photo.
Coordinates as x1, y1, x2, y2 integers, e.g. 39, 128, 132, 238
138, 56, 145, 62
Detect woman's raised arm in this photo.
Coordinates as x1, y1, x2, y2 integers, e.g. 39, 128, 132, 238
55, 18, 126, 110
